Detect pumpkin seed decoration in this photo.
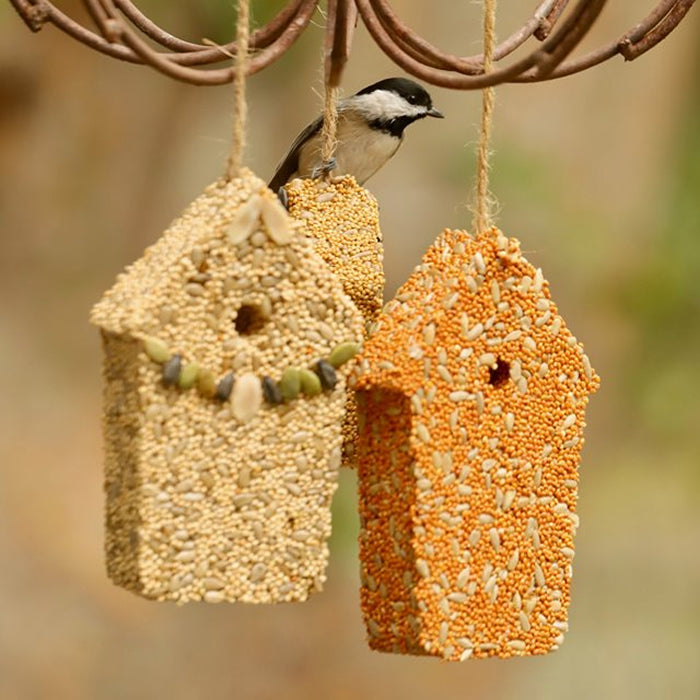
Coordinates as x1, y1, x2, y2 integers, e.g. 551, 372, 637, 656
299, 368, 322, 397
178, 362, 200, 390
197, 368, 217, 398
141, 338, 360, 419
144, 336, 170, 364
279, 367, 301, 401
328, 342, 360, 368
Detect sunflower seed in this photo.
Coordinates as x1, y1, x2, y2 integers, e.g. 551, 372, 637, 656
504, 330, 522, 342
260, 196, 294, 244
231, 372, 262, 422
416, 559, 430, 579
261, 376, 282, 404
518, 611, 531, 632
479, 353, 497, 367
162, 354, 182, 386
582, 353, 593, 379
481, 458, 497, 472
534, 562, 545, 587
466, 323, 484, 341
215, 372, 235, 401
226, 194, 262, 244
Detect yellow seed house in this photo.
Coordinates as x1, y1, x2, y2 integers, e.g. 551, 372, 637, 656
351, 227, 599, 659
91, 169, 363, 604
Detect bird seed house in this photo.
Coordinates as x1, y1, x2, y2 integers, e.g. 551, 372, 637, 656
352, 227, 599, 659
91, 169, 364, 604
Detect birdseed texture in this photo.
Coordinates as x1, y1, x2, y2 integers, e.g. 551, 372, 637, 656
352, 227, 599, 659
91, 169, 364, 604
285, 175, 385, 468
285, 175, 385, 325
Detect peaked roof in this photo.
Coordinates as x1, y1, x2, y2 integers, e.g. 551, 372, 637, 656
92, 170, 280, 334
355, 227, 598, 399
90, 169, 364, 377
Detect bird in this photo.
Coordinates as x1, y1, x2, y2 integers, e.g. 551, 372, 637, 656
268, 77, 443, 193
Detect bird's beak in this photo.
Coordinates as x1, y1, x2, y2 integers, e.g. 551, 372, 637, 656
426, 107, 444, 118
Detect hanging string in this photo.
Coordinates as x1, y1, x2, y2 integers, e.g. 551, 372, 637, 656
320, 84, 340, 170
472, 0, 498, 234
226, 0, 250, 180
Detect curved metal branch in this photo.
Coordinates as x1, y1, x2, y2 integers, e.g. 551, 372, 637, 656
7, 0, 697, 88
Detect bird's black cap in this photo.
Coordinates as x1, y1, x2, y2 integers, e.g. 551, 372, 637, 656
356, 77, 437, 112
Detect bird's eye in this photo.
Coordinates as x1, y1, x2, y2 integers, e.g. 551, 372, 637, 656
408, 95, 417, 104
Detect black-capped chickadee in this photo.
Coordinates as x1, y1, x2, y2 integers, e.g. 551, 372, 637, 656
269, 77, 443, 192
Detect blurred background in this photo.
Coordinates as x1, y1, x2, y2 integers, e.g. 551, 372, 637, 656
1, 1, 699, 698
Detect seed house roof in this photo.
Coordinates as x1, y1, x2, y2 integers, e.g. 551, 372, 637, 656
355, 227, 597, 400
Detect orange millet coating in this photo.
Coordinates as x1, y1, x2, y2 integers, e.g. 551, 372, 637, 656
353, 227, 599, 660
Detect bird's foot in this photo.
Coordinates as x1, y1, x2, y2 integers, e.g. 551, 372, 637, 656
312, 158, 337, 180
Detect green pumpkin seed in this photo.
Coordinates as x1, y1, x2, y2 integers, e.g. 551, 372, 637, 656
143, 336, 170, 364
178, 362, 200, 390
197, 368, 217, 398
328, 342, 360, 368
279, 368, 301, 401
299, 368, 322, 397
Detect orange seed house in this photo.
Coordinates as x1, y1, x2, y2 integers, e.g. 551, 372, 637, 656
352, 227, 599, 660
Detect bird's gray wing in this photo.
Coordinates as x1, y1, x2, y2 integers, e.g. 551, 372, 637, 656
268, 115, 323, 192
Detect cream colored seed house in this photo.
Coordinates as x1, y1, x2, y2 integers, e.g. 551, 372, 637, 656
91, 169, 364, 604
352, 228, 599, 659
285, 175, 385, 469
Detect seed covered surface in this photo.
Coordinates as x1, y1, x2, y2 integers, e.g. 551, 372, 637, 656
353, 228, 599, 659
91, 169, 363, 604
286, 175, 385, 467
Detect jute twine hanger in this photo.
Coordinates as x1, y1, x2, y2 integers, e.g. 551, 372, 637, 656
472, 0, 498, 236
226, 0, 251, 180
316, 0, 500, 229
